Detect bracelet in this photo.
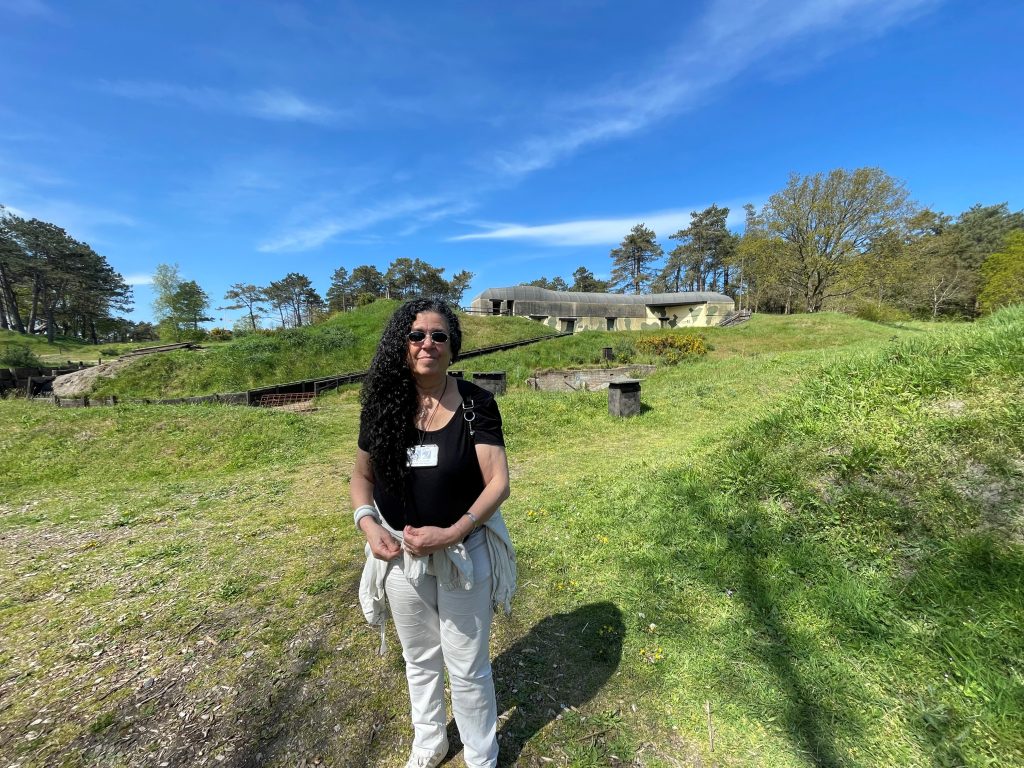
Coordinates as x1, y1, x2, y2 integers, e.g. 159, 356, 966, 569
463, 511, 479, 528
354, 505, 380, 530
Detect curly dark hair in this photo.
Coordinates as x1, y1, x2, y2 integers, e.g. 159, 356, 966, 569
359, 298, 463, 497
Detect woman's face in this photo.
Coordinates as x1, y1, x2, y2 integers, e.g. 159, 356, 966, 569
406, 311, 451, 380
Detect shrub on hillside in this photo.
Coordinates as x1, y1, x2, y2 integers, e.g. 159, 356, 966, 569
0, 344, 43, 367
208, 328, 233, 341
611, 337, 637, 364
851, 301, 911, 323
635, 333, 709, 364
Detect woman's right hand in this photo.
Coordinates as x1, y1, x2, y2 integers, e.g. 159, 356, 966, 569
361, 519, 402, 561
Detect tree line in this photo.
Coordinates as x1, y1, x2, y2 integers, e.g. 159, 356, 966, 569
523, 168, 1024, 317
0, 196, 474, 343
152, 257, 474, 341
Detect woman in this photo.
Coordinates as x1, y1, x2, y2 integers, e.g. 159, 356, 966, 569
351, 298, 511, 768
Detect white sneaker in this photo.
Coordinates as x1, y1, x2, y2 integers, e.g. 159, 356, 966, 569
404, 737, 449, 768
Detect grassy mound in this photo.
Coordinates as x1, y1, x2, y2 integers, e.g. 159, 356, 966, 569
1, 308, 1021, 766
596, 305, 1024, 765
89, 302, 558, 398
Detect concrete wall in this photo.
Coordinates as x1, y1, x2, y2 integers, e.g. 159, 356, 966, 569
526, 365, 656, 391
518, 301, 733, 333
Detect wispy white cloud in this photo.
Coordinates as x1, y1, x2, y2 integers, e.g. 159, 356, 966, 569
257, 195, 471, 252
0, 193, 137, 246
124, 274, 154, 286
450, 205, 749, 247
243, 89, 338, 123
97, 80, 341, 125
488, 0, 940, 178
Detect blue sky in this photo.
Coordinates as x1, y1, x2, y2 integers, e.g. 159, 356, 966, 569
2, 0, 1021, 326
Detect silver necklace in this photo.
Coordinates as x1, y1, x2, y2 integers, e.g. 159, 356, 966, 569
416, 377, 448, 441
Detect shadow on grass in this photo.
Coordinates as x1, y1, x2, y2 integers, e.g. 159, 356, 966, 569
733, 548, 845, 768
652, 488, 854, 768
634, 365, 1024, 767
471, 601, 625, 767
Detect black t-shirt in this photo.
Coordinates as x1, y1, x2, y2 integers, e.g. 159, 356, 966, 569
358, 378, 505, 529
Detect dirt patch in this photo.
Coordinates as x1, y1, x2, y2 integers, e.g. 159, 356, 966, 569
52, 359, 135, 397
960, 460, 1024, 543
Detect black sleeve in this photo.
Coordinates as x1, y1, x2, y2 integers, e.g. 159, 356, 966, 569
466, 390, 504, 447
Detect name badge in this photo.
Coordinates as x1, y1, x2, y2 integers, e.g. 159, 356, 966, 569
407, 444, 439, 467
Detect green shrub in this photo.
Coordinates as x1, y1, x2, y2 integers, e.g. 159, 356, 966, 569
0, 343, 43, 367
635, 333, 709, 363
851, 301, 911, 323
610, 337, 637, 364
208, 328, 233, 342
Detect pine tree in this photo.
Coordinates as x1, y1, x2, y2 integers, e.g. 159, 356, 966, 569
609, 224, 662, 294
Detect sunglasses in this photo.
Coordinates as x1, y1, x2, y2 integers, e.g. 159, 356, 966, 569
407, 330, 450, 344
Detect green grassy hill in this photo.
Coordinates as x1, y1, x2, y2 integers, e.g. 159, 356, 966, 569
89, 302, 559, 398
1, 308, 1021, 767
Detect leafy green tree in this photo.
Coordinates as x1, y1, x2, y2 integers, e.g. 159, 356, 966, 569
447, 270, 474, 305
222, 283, 266, 331
59, 242, 132, 342
757, 168, 913, 312
949, 203, 1024, 313
349, 265, 386, 299
153, 264, 212, 340
326, 267, 352, 313
735, 203, 798, 312
0, 212, 131, 342
385, 258, 423, 299
152, 263, 183, 325
610, 224, 662, 294
265, 273, 321, 327
169, 280, 212, 338
662, 205, 735, 292
99, 319, 157, 343
525, 276, 569, 291
978, 231, 1024, 313
0, 208, 28, 333
892, 210, 970, 318
570, 266, 609, 292
384, 258, 473, 303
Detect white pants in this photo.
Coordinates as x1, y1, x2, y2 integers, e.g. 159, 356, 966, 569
385, 529, 498, 767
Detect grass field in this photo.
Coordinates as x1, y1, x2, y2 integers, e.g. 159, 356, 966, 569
0, 329, 107, 366
1, 309, 1022, 767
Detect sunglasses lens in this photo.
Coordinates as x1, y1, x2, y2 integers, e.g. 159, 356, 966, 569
408, 330, 449, 343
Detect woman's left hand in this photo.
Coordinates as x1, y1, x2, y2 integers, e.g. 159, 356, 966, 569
403, 525, 456, 557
